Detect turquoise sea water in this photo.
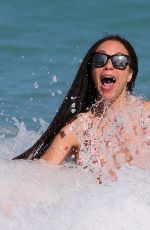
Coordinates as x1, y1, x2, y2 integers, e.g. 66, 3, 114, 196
0, 0, 150, 132
0, 2, 150, 229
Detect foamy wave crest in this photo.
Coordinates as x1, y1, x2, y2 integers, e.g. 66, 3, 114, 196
0, 117, 48, 159
0, 160, 149, 230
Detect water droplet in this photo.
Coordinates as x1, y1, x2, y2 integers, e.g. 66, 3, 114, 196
52, 75, 58, 83
33, 82, 39, 89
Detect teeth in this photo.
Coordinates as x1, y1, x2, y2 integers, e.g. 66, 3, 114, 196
112, 78, 116, 83
101, 76, 116, 84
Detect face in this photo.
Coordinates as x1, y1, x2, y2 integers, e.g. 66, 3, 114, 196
91, 40, 132, 102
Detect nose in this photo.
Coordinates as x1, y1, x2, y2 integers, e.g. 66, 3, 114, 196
104, 59, 114, 70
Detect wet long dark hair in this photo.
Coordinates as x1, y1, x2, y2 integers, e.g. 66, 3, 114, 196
13, 34, 138, 160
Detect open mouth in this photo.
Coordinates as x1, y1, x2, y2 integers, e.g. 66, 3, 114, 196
101, 76, 116, 85
100, 76, 116, 91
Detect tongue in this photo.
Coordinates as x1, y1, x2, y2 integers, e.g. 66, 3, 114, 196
102, 82, 114, 90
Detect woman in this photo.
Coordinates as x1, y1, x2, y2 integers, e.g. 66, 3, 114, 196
14, 35, 150, 183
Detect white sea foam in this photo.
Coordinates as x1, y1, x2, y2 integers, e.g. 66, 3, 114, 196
0, 117, 46, 160
0, 160, 149, 230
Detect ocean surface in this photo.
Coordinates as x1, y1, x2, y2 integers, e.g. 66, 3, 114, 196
0, 0, 150, 134
0, 1, 150, 229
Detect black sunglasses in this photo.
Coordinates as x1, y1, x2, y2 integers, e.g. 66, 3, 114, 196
92, 52, 130, 70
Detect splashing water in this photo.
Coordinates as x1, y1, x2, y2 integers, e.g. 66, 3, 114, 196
0, 96, 149, 229
0, 117, 47, 160
0, 160, 149, 230
72, 95, 150, 183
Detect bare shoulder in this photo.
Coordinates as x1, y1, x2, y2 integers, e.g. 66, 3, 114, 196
73, 111, 93, 123
70, 111, 93, 131
54, 112, 91, 144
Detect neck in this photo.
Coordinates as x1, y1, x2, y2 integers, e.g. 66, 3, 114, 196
93, 91, 129, 117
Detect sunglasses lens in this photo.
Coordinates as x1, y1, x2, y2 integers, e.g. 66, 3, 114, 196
92, 53, 107, 67
112, 55, 129, 70
92, 53, 129, 70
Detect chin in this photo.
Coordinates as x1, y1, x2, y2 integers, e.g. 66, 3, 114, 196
100, 91, 117, 102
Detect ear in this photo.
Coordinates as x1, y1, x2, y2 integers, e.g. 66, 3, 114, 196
127, 72, 132, 83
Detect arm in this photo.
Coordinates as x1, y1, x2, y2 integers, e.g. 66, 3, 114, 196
41, 123, 79, 165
